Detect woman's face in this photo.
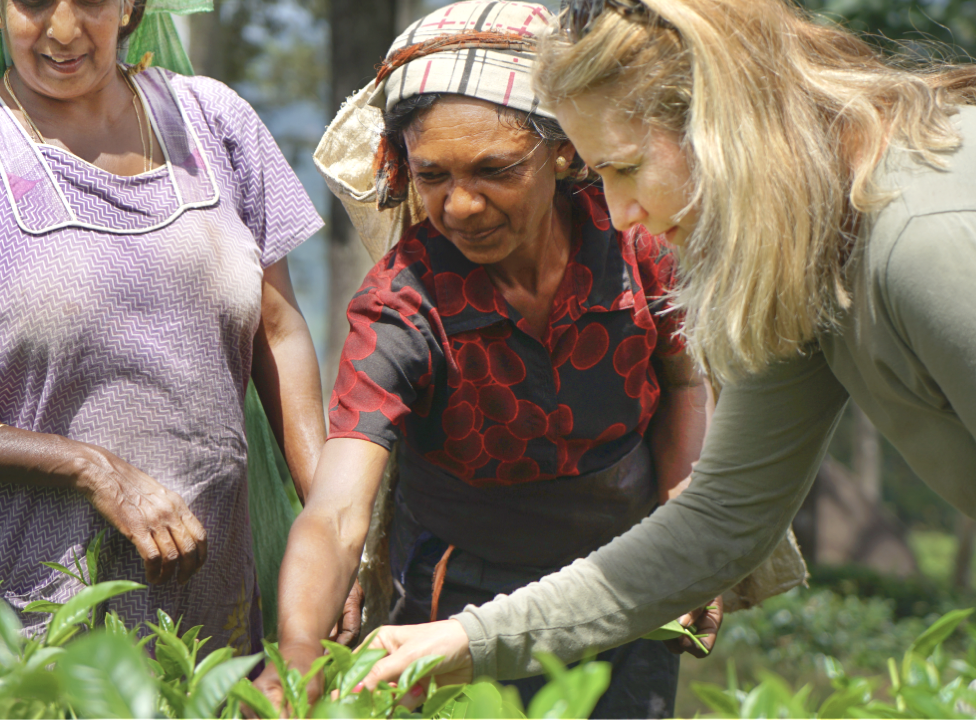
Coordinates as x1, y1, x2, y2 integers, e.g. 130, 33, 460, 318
404, 96, 574, 266
1, 0, 127, 99
555, 90, 697, 246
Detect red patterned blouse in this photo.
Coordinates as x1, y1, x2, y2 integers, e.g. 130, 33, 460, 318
328, 186, 684, 487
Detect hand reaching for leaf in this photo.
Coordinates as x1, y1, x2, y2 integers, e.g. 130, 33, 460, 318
646, 595, 724, 658
329, 578, 364, 647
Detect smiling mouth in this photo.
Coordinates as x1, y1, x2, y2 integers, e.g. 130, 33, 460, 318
43, 55, 85, 73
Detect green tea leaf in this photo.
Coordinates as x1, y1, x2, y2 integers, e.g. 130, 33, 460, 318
228, 678, 280, 719
397, 654, 444, 692
462, 682, 508, 719
181, 625, 203, 650
155, 627, 194, 680
339, 648, 386, 698
301, 654, 332, 688
85, 530, 105, 586
423, 684, 466, 717
0, 599, 24, 657
283, 666, 310, 718
908, 608, 974, 660
321, 639, 354, 674
71, 549, 88, 587
690, 682, 739, 716
562, 662, 610, 719
185, 652, 263, 718
57, 630, 157, 718
23, 600, 64, 615
39, 562, 85, 586
188, 646, 234, 694
156, 609, 178, 635
47, 581, 144, 646
23, 646, 65, 672
262, 639, 290, 686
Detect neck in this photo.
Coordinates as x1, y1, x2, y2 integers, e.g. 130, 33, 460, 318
486, 193, 572, 294
6, 65, 131, 135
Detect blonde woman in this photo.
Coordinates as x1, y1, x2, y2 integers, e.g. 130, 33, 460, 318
356, 0, 975, 693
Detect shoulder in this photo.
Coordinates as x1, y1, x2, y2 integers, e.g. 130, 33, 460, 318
150, 68, 264, 139
864, 110, 974, 303
352, 223, 438, 314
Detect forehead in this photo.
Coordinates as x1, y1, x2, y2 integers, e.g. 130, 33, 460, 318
554, 91, 645, 162
404, 96, 540, 163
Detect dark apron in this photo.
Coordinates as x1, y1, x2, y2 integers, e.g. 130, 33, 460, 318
387, 439, 679, 719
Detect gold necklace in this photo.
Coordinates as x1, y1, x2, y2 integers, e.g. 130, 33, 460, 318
2, 66, 153, 173
119, 65, 153, 173
3, 69, 45, 143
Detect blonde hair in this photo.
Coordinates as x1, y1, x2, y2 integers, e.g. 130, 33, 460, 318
535, 0, 975, 381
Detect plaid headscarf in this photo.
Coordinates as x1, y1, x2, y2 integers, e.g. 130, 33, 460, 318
369, 1, 555, 208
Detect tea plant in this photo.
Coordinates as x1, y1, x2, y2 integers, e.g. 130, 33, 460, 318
690, 607, 975, 719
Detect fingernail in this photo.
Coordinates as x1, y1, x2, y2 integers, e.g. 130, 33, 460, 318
353, 682, 365, 693
410, 684, 425, 697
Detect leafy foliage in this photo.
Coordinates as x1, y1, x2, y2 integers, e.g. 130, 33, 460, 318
690, 607, 975, 718
0, 536, 612, 719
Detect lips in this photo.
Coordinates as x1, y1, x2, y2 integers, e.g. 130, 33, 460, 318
42, 55, 85, 74
449, 224, 503, 243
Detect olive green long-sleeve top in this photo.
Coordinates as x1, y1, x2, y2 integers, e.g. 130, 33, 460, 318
453, 105, 976, 680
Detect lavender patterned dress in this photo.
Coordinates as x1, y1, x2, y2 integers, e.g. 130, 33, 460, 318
0, 67, 323, 653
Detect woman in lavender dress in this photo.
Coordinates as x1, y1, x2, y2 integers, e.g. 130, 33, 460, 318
0, 0, 325, 654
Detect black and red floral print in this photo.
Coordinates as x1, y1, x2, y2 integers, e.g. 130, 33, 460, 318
329, 186, 684, 487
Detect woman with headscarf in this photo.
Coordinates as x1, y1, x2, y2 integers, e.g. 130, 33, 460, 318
259, 2, 719, 716
356, 0, 975, 698
0, 0, 325, 654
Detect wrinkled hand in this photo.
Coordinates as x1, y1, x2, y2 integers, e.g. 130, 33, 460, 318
75, 443, 207, 585
329, 579, 364, 646
664, 595, 724, 658
362, 620, 474, 710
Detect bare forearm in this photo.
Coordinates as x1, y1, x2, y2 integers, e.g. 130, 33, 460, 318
273, 438, 390, 662
253, 323, 326, 501
0, 425, 99, 492
253, 257, 327, 503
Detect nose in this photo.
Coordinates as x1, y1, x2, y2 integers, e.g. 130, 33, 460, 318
604, 187, 647, 233
47, 0, 82, 45
444, 181, 486, 220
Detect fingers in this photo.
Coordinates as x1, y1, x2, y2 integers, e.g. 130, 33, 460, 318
151, 526, 180, 584
168, 521, 200, 585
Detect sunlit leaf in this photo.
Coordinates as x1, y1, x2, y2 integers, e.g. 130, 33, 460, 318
690, 682, 739, 716
321, 639, 354, 674
228, 678, 279, 719
460, 682, 507, 719
47, 581, 144, 646
422, 683, 466, 717
339, 648, 385, 698
562, 661, 610, 719
23, 600, 64, 615
0, 599, 24, 657
188, 646, 234, 694
909, 608, 975, 660
185, 652, 262, 718
57, 630, 157, 718
39, 562, 85, 586
397, 654, 444, 692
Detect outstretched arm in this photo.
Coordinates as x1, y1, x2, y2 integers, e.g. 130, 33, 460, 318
363, 353, 848, 689
254, 437, 390, 706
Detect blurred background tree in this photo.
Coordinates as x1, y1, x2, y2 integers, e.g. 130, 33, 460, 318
178, 0, 974, 714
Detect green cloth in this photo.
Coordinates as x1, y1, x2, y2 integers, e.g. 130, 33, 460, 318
455, 105, 976, 681
245, 381, 299, 640
126, 13, 195, 76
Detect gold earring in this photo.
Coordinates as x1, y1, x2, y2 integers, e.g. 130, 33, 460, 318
121, 13, 130, 25
555, 156, 568, 171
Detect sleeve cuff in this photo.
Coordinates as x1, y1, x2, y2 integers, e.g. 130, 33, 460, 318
451, 607, 497, 680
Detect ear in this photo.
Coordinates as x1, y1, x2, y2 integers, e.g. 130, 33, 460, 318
556, 140, 577, 167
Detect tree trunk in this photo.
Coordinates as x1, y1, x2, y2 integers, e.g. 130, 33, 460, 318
323, 0, 399, 413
